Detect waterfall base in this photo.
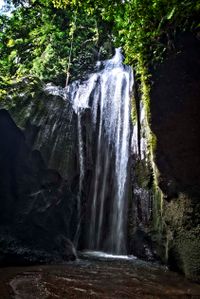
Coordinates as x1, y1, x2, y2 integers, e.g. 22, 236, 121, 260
1, 258, 200, 299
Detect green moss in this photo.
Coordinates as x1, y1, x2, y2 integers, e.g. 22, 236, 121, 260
131, 95, 137, 125
153, 194, 200, 281
152, 185, 163, 231
175, 228, 200, 281
134, 159, 152, 190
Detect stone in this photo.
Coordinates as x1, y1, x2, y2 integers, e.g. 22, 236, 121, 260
150, 32, 200, 281
0, 109, 77, 265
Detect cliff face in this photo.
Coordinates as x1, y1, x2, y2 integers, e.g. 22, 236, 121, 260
150, 32, 200, 281
0, 88, 78, 264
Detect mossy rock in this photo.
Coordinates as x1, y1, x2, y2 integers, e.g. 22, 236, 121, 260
134, 159, 152, 189
169, 228, 200, 282
155, 194, 200, 281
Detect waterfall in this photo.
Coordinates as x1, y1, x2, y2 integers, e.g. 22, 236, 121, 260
45, 48, 133, 254
69, 48, 133, 254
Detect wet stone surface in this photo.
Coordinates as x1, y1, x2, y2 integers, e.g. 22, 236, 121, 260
0, 253, 200, 299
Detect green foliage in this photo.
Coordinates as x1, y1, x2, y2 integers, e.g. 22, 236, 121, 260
0, 0, 113, 86
0, 75, 43, 111
52, 0, 199, 104
1, 0, 199, 95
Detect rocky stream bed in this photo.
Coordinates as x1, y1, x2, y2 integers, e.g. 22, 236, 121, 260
0, 253, 200, 299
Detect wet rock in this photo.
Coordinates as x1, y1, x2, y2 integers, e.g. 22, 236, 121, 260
1, 77, 78, 181
0, 109, 77, 265
55, 236, 77, 261
129, 229, 158, 262
150, 32, 200, 281
150, 32, 200, 198
128, 154, 155, 261
2, 257, 200, 299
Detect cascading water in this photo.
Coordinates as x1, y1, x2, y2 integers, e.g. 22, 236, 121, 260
45, 48, 133, 254
69, 48, 133, 254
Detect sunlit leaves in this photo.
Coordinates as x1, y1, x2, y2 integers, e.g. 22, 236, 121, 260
2, 0, 199, 92
166, 6, 176, 20
7, 38, 15, 47
0, 0, 113, 85
51, 0, 199, 106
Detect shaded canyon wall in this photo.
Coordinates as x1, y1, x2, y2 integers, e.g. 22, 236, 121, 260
149, 32, 200, 281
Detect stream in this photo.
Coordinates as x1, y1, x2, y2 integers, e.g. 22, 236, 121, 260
1, 252, 200, 299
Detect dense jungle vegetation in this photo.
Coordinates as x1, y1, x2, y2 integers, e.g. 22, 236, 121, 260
0, 0, 199, 100
0, 0, 113, 87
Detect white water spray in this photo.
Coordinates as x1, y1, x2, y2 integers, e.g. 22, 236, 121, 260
70, 48, 133, 254
45, 49, 133, 254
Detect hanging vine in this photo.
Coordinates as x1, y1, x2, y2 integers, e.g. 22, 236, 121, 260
65, 9, 77, 86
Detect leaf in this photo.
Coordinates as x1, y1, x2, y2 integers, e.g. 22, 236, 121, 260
7, 39, 15, 47
166, 7, 176, 20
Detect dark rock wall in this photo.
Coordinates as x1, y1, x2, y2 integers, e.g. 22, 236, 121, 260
151, 32, 200, 197
150, 32, 200, 281
0, 109, 77, 264
7, 82, 78, 181
128, 156, 156, 261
